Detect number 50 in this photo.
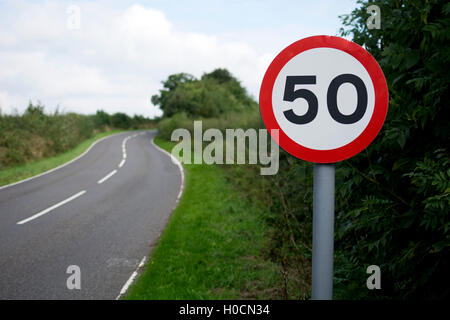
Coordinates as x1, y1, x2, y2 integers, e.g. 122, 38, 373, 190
283, 74, 368, 125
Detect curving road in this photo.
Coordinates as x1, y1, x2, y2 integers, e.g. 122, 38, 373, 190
0, 130, 183, 299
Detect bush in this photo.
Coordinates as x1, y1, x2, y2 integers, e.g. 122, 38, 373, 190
331, 0, 450, 299
111, 112, 132, 129
152, 68, 257, 119
93, 110, 111, 128
0, 103, 156, 169
0, 102, 96, 168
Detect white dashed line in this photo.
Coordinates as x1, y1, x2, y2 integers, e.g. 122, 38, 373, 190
15, 132, 149, 226
17, 190, 86, 225
97, 169, 117, 184
0, 133, 126, 191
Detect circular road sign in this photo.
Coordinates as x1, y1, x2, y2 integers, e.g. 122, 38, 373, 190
259, 35, 388, 163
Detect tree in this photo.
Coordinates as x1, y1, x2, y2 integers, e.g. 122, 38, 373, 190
111, 112, 131, 129
152, 68, 256, 118
24, 101, 45, 116
333, 0, 450, 299
201, 68, 235, 83
94, 110, 111, 128
151, 73, 196, 117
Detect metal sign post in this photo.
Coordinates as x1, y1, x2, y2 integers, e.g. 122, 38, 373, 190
311, 163, 335, 300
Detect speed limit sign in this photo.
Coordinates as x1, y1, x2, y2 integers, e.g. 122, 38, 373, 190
260, 35, 388, 163
260, 35, 389, 300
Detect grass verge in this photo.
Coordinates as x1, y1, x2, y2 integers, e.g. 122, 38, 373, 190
124, 138, 281, 299
0, 130, 125, 187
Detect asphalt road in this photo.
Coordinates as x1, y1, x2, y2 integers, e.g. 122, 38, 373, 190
0, 130, 183, 299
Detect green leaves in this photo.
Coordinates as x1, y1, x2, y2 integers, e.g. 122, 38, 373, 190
333, 0, 450, 299
152, 69, 256, 119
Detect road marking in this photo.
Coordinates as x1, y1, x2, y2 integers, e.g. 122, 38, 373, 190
97, 169, 117, 184
118, 159, 126, 168
116, 256, 147, 300
121, 135, 132, 162
150, 138, 185, 203
0, 132, 130, 191
17, 190, 86, 225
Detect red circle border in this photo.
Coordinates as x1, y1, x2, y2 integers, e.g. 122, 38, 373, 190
259, 35, 388, 163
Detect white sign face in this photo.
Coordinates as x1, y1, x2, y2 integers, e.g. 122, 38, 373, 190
272, 48, 375, 150
259, 36, 389, 163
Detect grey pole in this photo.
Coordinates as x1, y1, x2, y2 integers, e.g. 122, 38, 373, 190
311, 163, 335, 300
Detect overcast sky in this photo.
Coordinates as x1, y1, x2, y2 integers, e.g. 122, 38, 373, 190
0, 0, 357, 118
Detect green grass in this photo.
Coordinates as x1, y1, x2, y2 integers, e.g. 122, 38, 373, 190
0, 130, 125, 187
125, 138, 281, 299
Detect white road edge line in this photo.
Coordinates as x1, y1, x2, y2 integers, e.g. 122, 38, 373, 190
17, 190, 86, 225
115, 136, 185, 299
97, 169, 117, 184
118, 159, 126, 168
116, 256, 147, 300
150, 137, 185, 203
0, 132, 128, 191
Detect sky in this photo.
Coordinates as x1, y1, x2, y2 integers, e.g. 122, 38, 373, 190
0, 0, 358, 118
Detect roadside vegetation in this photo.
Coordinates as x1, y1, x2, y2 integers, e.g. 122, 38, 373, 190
333, 0, 449, 299
0, 102, 156, 186
125, 138, 281, 299
131, 0, 449, 300
0, 130, 123, 186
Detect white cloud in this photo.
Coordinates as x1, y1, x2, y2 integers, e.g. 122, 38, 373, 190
0, 2, 276, 118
